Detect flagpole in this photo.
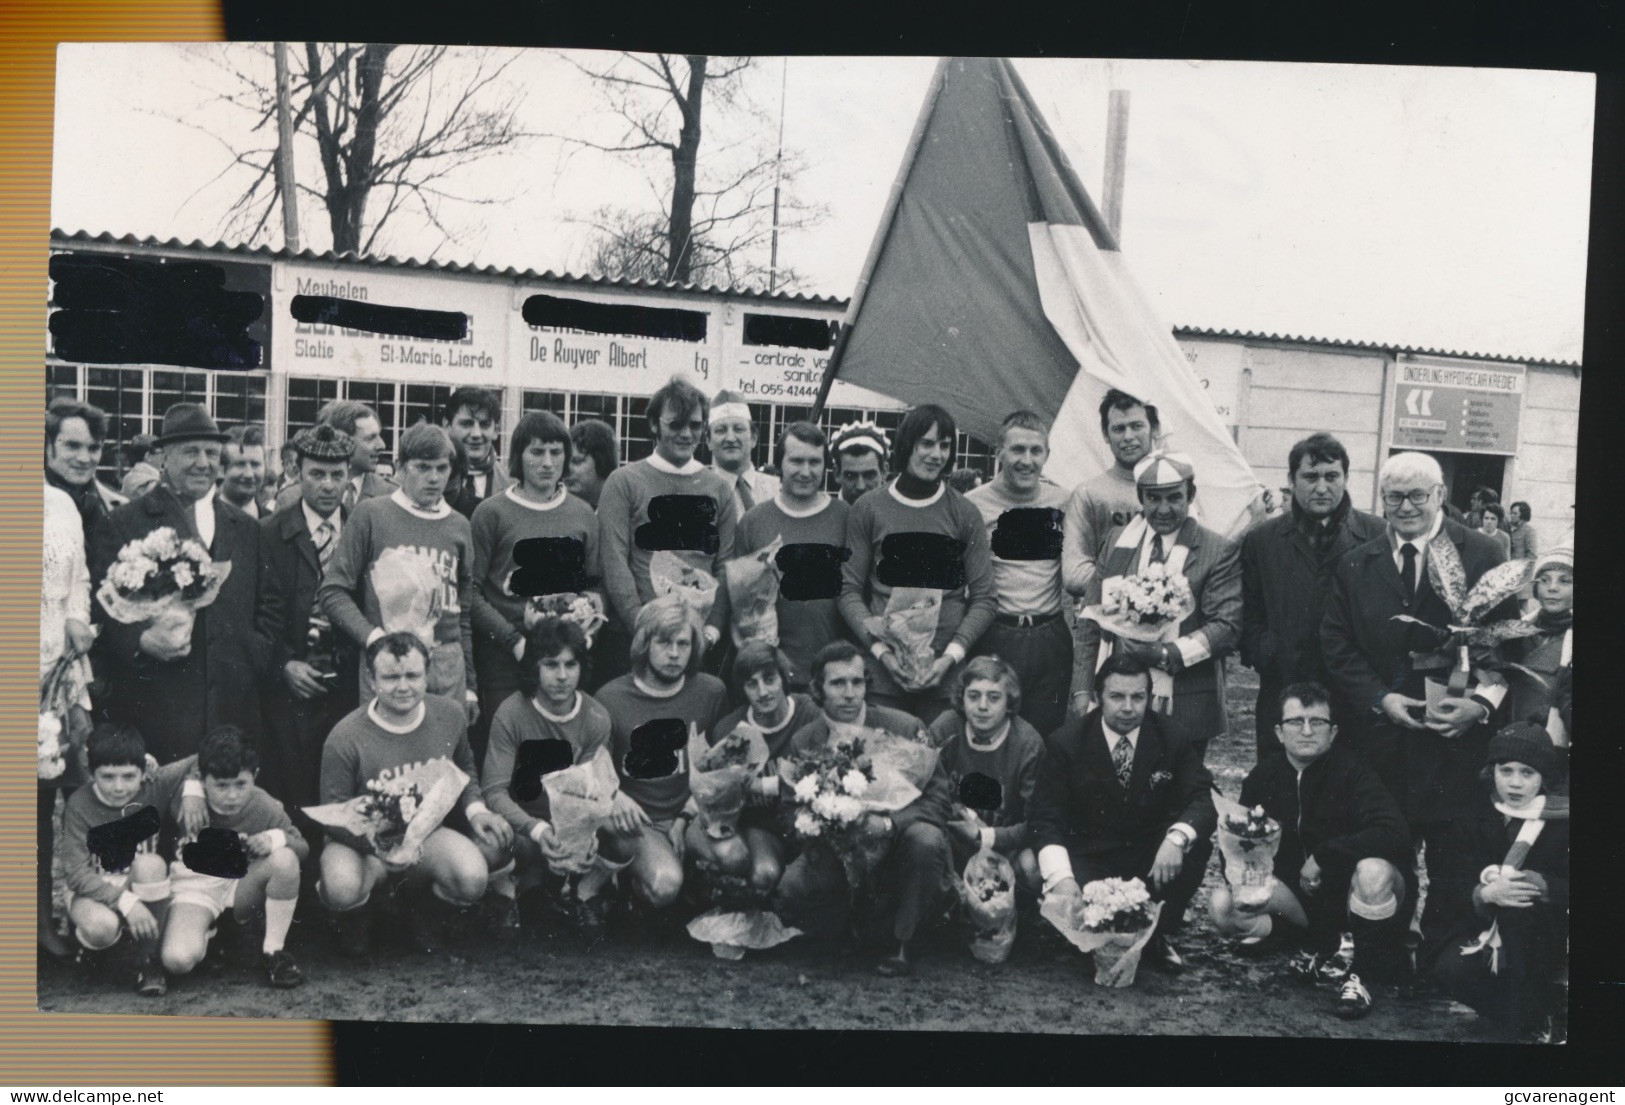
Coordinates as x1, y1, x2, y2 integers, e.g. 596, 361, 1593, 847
808, 56, 952, 425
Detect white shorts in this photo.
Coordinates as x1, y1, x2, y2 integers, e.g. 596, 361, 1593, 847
169, 863, 239, 919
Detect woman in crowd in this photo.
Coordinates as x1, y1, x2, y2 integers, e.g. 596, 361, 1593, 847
39, 479, 95, 958
1504, 542, 1573, 747
1425, 723, 1569, 1042
595, 594, 729, 912
468, 411, 600, 764
925, 656, 1043, 892
839, 404, 997, 723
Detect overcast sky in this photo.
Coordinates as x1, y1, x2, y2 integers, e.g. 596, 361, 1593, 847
52, 46, 1594, 362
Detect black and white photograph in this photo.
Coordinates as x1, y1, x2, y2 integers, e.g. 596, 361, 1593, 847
36, 45, 1588, 1043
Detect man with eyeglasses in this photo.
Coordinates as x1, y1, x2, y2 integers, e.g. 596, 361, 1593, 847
1239, 433, 1385, 762
596, 376, 738, 688
1322, 452, 1517, 888
1210, 681, 1411, 1019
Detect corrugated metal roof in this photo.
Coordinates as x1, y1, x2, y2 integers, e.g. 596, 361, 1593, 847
48, 228, 847, 308
50, 228, 1581, 368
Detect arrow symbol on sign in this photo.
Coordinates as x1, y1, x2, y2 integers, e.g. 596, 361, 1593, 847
1405, 388, 1434, 416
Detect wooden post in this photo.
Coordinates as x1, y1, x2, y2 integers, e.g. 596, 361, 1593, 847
274, 42, 302, 252
1103, 89, 1130, 242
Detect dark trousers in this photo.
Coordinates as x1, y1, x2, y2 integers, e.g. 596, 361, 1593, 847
1254, 679, 1286, 765
260, 679, 357, 844
1430, 902, 1565, 1033
773, 821, 954, 944
975, 616, 1073, 739
1065, 835, 1214, 937
587, 623, 632, 695
1359, 716, 1491, 829
472, 637, 522, 771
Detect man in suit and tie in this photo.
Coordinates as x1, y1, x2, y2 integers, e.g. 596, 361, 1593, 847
1030, 654, 1217, 973
1075, 452, 1243, 758
89, 404, 272, 764
441, 386, 512, 519
257, 423, 361, 826
274, 400, 395, 512
1321, 451, 1518, 849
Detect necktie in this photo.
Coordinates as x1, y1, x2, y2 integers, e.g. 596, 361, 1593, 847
461, 470, 480, 509
737, 474, 755, 513
311, 518, 336, 629
341, 480, 359, 513
1150, 533, 1166, 565
1113, 735, 1134, 789
1400, 542, 1418, 602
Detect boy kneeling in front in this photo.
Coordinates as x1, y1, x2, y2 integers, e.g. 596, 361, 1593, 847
1210, 681, 1412, 1019
160, 725, 308, 988
318, 631, 513, 956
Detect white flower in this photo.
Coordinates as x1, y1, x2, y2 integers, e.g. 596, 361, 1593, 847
840, 769, 869, 797
793, 774, 820, 802
811, 792, 841, 820
398, 795, 419, 822
172, 562, 195, 590
830, 795, 864, 823
794, 810, 822, 837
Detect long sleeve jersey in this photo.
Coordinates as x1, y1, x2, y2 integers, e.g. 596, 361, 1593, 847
480, 689, 613, 836
468, 487, 600, 653
60, 757, 196, 910
319, 696, 483, 812
595, 672, 728, 822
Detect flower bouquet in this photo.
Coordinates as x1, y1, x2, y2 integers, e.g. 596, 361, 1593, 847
863, 587, 942, 689
1081, 562, 1194, 712
1041, 876, 1164, 988
850, 723, 942, 793
541, 746, 621, 875
95, 526, 232, 656
686, 906, 803, 961
780, 735, 921, 889
689, 723, 769, 843
38, 647, 93, 782
724, 536, 783, 650
649, 551, 719, 622
1391, 537, 1542, 703
521, 590, 608, 647
1212, 789, 1280, 909
304, 758, 467, 867
370, 546, 443, 647
960, 846, 1018, 964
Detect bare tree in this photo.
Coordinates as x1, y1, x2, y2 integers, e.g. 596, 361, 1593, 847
559, 53, 823, 288
180, 43, 531, 256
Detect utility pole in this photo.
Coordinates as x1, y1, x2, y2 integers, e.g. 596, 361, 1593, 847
768, 56, 787, 292
1102, 71, 1130, 242
273, 41, 302, 252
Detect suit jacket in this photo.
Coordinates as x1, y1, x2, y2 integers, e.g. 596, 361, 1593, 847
274, 471, 397, 512
446, 464, 513, 519
1029, 710, 1216, 858
1320, 518, 1518, 714
257, 500, 358, 678
88, 485, 271, 763
1077, 515, 1242, 706
1240, 504, 1386, 689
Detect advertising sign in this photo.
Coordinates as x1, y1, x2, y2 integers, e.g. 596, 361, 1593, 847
1390, 358, 1524, 454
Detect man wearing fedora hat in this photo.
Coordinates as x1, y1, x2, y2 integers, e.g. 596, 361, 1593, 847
89, 403, 272, 764
256, 423, 362, 834
1075, 451, 1242, 758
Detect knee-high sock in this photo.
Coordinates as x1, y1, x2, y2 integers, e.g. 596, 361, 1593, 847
263, 896, 297, 954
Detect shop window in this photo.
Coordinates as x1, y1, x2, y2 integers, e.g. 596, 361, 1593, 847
213, 373, 267, 429
150, 369, 209, 434
285, 376, 340, 438
402, 384, 454, 432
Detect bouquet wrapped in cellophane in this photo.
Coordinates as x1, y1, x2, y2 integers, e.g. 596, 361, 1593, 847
960, 844, 1018, 964
1212, 789, 1280, 909
1081, 562, 1195, 711
95, 526, 232, 656
541, 746, 621, 875
780, 734, 921, 889
1041, 877, 1163, 988
305, 758, 467, 867
864, 587, 941, 688
686, 906, 803, 961
650, 551, 719, 622
724, 536, 783, 650
689, 723, 770, 841
521, 590, 607, 648
1392, 536, 1542, 702
38, 644, 94, 782
370, 546, 443, 646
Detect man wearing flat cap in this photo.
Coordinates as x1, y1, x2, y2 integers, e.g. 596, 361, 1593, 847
256, 423, 362, 825
1075, 451, 1242, 758
89, 403, 272, 764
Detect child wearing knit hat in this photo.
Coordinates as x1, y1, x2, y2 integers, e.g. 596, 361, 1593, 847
1422, 721, 1569, 1043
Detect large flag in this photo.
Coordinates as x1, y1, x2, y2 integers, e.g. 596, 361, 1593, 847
814, 57, 1265, 535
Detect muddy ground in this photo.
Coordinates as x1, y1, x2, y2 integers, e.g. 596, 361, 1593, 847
38, 665, 1509, 1041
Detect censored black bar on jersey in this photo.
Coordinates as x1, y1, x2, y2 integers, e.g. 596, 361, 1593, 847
289, 294, 468, 341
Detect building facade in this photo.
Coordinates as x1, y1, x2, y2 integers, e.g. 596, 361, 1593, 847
47, 231, 1579, 544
